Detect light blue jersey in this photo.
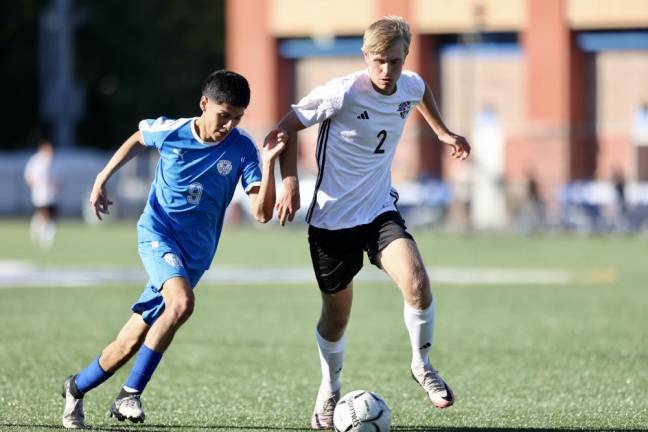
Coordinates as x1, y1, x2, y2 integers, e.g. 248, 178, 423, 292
137, 116, 261, 270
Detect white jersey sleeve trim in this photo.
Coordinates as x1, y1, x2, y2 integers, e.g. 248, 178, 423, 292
139, 117, 192, 147
244, 181, 262, 193
190, 118, 228, 146
139, 117, 190, 133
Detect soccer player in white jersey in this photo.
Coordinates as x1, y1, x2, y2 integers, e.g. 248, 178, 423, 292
60, 70, 287, 429
24, 136, 60, 250
271, 17, 471, 429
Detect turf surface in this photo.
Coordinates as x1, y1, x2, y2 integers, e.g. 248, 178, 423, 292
0, 220, 646, 431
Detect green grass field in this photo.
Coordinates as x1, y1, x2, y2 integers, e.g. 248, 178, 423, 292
0, 220, 646, 431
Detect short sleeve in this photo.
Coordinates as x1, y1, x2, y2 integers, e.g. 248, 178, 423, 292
291, 77, 346, 128
24, 155, 35, 178
239, 132, 262, 193
401, 71, 426, 103
138, 117, 172, 149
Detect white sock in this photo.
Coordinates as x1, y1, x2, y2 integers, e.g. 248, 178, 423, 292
42, 221, 56, 249
29, 215, 41, 243
404, 299, 436, 370
315, 329, 344, 393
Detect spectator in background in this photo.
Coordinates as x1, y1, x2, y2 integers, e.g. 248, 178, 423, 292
24, 136, 60, 250
612, 168, 628, 231
525, 170, 545, 234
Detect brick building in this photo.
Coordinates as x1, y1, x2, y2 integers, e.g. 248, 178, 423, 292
226, 0, 648, 227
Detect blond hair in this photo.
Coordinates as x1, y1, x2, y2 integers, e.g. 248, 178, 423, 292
362, 16, 411, 55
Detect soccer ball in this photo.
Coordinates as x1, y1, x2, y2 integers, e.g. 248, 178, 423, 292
333, 390, 391, 432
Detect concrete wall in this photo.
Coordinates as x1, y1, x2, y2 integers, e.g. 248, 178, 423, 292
0, 151, 108, 216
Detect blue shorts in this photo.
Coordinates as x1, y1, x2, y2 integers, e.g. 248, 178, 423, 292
132, 238, 205, 325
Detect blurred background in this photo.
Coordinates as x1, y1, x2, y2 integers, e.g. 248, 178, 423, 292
2, 2, 647, 429
3, 0, 648, 235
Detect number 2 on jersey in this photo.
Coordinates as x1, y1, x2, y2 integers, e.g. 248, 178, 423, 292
374, 130, 387, 154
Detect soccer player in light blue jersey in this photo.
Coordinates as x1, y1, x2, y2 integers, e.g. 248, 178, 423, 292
61, 70, 287, 429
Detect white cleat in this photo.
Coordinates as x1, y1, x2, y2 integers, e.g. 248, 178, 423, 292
411, 364, 455, 409
110, 393, 145, 423
61, 376, 85, 429
310, 387, 340, 430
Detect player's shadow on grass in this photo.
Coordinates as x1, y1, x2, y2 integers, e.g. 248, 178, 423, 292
3, 425, 648, 432
99, 425, 312, 431
0, 423, 310, 431
390, 428, 648, 432
123, 426, 646, 432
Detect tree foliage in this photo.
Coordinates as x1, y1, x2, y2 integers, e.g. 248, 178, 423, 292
76, 0, 225, 149
2, 0, 225, 150
1, 1, 47, 150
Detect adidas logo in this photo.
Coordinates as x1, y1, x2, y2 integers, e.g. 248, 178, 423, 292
419, 342, 432, 350
356, 110, 369, 120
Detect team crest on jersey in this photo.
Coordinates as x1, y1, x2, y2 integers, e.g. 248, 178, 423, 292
217, 159, 232, 175
397, 101, 413, 119
163, 253, 184, 268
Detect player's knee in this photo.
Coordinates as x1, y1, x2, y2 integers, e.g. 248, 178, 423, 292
325, 312, 350, 332
116, 334, 144, 357
404, 271, 428, 291
407, 271, 431, 308
167, 294, 195, 325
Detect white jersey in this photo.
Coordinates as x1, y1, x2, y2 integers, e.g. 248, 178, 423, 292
24, 152, 59, 207
292, 69, 425, 229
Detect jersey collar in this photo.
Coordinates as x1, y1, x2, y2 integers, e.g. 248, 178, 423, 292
191, 117, 226, 146
365, 70, 400, 98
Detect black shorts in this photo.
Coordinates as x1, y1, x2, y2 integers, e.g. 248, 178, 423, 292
308, 211, 414, 294
36, 205, 57, 219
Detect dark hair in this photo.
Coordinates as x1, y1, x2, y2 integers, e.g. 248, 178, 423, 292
202, 70, 250, 108
27, 126, 52, 148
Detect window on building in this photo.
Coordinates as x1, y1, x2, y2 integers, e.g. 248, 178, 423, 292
634, 103, 648, 181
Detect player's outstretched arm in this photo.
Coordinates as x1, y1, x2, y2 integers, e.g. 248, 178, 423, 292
273, 111, 306, 225
249, 130, 288, 223
417, 84, 471, 160
90, 131, 147, 220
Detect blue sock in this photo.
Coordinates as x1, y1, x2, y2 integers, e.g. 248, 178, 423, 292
124, 345, 163, 393
75, 357, 113, 394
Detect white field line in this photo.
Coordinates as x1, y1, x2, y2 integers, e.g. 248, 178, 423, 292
0, 262, 615, 288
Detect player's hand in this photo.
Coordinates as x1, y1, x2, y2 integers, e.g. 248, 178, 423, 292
261, 129, 287, 163
89, 176, 113, 221
276, 176, 300, 226
439, 132, 470, 160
